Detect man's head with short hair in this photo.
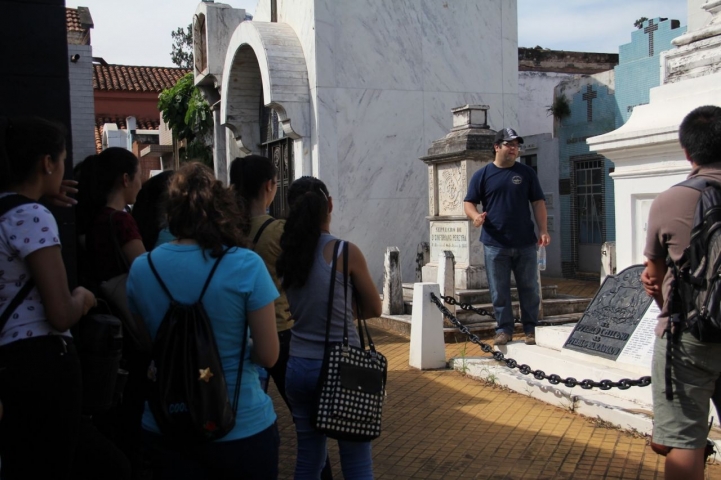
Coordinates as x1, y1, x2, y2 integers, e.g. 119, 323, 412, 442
679, 105, 721, 166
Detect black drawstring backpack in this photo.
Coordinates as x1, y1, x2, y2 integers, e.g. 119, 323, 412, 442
146, 248, 248, 442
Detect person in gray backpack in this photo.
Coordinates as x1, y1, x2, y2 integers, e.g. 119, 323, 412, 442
642, 105, 721, 480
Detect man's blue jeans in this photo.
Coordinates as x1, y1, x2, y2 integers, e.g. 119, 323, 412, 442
483, 244, 540, 336
286, 356, 373, 480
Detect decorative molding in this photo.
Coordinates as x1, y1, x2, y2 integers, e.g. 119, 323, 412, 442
220, 21, 310, 153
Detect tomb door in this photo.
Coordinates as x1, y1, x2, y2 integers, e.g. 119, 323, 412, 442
574, 158, 604, 273
260, 105, 294, 219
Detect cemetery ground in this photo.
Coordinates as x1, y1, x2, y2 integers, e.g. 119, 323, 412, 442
269, 277, 721, 479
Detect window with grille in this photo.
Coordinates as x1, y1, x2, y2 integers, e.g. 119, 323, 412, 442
574, 159, 603, 244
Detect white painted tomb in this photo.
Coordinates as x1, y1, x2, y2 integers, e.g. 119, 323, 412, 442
192, 0, 519, 286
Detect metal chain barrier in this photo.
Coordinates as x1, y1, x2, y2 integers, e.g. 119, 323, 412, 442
440, 295, 556, 326
430, 292, 651, 390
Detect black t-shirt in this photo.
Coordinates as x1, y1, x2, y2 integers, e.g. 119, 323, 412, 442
464, 162, 545, 248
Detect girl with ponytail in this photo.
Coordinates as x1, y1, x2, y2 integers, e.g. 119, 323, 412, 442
277, 176, 381, 479
127, 163, 280, 478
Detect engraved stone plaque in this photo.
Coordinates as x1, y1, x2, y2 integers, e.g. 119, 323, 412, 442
429, 221, 469, 265
563, 265, 653, 360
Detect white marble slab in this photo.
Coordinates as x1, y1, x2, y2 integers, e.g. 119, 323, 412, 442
420, 0, 503, 93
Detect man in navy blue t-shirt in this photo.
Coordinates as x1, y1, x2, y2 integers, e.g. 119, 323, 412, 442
463, 128, 550, 346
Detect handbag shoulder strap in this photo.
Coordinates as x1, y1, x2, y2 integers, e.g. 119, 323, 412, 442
341, 241, 350, 346
252, 218, 275, 249
323, 239, 343, 347
0, 194, 37, 333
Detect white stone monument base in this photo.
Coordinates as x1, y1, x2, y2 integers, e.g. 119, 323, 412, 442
422, 263, 489, 290
449, 324, 721, 448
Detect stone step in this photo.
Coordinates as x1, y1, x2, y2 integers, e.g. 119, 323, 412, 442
368, 312, 583, 343
402, 283, 560, 302
403, 297, 591, 319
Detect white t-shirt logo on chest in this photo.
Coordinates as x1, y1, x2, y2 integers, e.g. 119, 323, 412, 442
512, 176, 523, 185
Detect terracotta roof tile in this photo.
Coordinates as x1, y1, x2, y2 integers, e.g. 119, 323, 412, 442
93, 64, 190, 93
94, 117, 161, 154
66, 8, 84, 33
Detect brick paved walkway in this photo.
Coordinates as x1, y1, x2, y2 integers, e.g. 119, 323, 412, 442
271, 276, 721, 478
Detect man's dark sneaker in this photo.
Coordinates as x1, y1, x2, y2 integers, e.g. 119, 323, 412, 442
494, 332, 511, 345
525, 333, 536, 345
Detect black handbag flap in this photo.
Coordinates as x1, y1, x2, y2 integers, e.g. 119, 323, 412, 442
339, 362, 383, 394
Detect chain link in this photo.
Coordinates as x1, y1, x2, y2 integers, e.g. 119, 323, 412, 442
440, 295, 558, 326
431, 293, 652, 390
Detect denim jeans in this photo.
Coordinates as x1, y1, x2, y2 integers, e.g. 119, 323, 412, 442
286, 356, 373, 480
483, 244, 540, 336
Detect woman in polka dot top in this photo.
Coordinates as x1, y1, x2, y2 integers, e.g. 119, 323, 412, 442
0, 116, 96, 479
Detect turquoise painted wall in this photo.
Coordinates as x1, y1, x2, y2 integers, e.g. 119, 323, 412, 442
615, 18, 685, 127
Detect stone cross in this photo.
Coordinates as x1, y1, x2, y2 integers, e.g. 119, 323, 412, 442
644, 19, 658, 57
582, 85, 597, 122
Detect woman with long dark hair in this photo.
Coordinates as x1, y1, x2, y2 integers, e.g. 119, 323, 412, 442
127, 162, 280, 479
75, 147, 148, 477
0, 117, 96, 479
76, 147, 145, 286
277, 176, 381, 479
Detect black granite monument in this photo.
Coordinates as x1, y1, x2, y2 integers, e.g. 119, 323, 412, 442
563, 265, 653, 360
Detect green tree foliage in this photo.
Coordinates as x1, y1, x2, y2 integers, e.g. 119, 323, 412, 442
158, 73, 213, 166
634, 17, 649, 29
171, 23, 193, 69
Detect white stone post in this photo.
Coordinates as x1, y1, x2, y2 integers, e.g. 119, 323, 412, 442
382, 247, 404, 315
409, 283, 446, 370
437, 251, 456, 316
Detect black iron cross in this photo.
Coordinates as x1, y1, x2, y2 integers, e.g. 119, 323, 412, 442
582, 85, 597, 122
271, 0, 277, 22
644, 19, 658, 56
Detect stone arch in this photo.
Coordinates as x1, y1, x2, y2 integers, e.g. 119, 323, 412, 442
220, 21, 309, 154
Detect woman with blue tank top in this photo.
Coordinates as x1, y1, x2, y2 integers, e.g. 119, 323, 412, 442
277, 176, 382, 479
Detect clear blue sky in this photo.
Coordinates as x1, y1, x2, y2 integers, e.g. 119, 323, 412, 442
66, 0, 688, 67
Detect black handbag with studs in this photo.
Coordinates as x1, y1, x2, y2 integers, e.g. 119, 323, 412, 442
313, 240, 387, 442
145, 248, 248, 443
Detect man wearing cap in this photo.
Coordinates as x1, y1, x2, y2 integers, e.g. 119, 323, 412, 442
463, 128, 550, 346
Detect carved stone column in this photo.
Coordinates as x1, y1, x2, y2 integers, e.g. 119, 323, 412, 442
419, 105, 495, 289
